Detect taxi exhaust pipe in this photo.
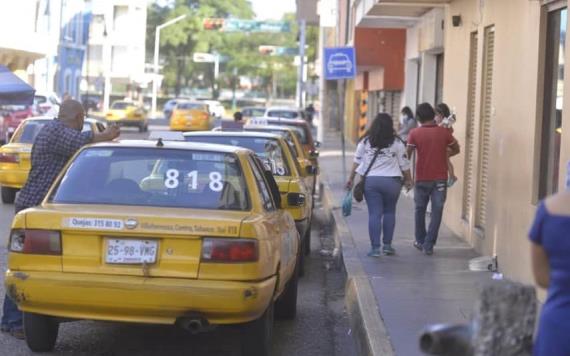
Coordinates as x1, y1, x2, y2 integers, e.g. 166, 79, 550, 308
177, 317, 209, 334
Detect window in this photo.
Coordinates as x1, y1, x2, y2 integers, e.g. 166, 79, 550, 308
51, 148, 250, 211
435, 53, 444, 105
539, 7, 567, 199
248, 156, 276, 211
113, 5, 129, 32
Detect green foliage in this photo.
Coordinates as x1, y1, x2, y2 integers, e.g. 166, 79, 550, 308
146, 0, 302, 99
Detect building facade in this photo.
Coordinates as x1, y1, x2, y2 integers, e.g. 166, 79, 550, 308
333, 0, 570, 287
86, 0, 147, 111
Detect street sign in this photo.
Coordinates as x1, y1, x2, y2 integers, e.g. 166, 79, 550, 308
193, 53, 216, 63
203, 18, 291, 33
323, 47, 356, 80
259, 46, 298, 56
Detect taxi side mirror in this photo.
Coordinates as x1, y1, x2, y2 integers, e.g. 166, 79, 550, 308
314, 141, 321, 148
287, 193, 306, 207
310, 150, 319, 159
306, 165, 317, 175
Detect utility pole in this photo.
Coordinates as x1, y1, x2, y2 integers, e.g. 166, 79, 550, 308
152, 14, 187, 116
296, 19, 306, 109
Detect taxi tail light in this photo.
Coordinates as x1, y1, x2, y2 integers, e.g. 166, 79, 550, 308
0, 153, 19, 163
201, 238, 258, 263
9, 229, 62, 255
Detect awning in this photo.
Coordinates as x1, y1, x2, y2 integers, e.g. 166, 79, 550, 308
0, 65, 35, 106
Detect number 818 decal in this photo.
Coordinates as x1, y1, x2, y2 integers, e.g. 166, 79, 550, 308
164, 169, 224, 192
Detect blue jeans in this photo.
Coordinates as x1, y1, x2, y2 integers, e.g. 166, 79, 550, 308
414, 180, 447, 250
1, 205, 24, 331
364, 176, 403, 248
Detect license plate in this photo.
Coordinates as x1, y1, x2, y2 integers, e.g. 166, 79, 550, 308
105, 239, 158, 264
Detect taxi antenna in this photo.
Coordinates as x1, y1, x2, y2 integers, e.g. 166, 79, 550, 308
156, 138, 164, 147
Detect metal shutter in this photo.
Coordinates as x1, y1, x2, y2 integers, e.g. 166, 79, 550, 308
462, 32, 479, 221
475, 26, 495, 230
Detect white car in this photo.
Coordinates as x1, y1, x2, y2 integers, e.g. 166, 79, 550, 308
264, 106, 304, 120
33, 92, 61, 117
201, 100, 225, 119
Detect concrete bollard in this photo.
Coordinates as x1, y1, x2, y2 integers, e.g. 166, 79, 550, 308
420, 280, 537, 356
471, 281, 536, 356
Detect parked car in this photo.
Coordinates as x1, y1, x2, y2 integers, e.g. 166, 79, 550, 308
264, 107, 305, 120
5, 139, 300, 355
184, 130, 314, 273
33, 92, 61, 117
0, 105, 34, 144
0, 117, 106, 204
105, 100, 148, 132
200, 99, 225, 119
169, 101, 213, 131
241, 106, 267, 119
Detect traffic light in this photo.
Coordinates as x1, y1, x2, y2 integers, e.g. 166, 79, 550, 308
203, 18, 224, 31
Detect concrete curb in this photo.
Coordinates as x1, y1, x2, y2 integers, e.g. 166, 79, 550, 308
319, 177, 395, 356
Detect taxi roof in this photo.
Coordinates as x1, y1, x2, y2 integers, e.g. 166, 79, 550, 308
88, 139, 252, 154
244, 124, 295, 133
252, 116, 308, 126
20, 116, 103, 124
184, 130, 282, 140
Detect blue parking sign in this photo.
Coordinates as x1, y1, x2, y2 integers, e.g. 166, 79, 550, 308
324, 47, 356, 80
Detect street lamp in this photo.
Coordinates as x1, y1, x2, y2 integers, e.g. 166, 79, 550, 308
152, 14, 187, 117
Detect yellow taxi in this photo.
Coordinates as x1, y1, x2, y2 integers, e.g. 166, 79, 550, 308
169, 101, 212, 131
5, 139, 300, 355
0, 117, 106, 204
244, 125, 317, 203
106, 101, 148, 132
184, 131, 313, 273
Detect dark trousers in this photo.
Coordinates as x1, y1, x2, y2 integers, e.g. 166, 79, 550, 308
1, 205, 25, 330
414, 181, 447, 250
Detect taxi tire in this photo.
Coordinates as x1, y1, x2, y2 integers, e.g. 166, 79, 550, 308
303, 226, 311, 256
23, 312, 59, 352
1, 187, 17, 204
275, 263, 299, 320
241, 302, 274, 356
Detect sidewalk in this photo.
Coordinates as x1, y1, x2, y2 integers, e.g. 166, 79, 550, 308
318, 130, 492, 356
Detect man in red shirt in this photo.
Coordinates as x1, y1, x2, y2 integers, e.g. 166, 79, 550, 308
406, 103, 460, 255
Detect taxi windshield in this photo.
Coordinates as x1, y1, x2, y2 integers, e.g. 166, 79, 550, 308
12, 121, 94, 144
51, 147, 250, 210
177, 103, 205, 110
185, 136, 291, 176
111, 102, 130, 110
267, 110, 299, 119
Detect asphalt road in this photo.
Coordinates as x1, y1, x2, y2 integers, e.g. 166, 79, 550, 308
0, 123, 356, 356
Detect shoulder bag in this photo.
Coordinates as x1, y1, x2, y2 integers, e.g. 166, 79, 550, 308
353, 148, 381, 202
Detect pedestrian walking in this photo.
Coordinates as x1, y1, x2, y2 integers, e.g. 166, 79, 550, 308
304, 103, 316, 127
0, 99, 120, 339
346, 113, 413, 257
233, 111, 243, 122
529, 162, 570, 356
406, 103, 460, 255
434, 103, 458, 187
398, 106, 417, 143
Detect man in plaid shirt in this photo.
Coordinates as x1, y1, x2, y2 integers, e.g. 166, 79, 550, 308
1, 100, 120, 339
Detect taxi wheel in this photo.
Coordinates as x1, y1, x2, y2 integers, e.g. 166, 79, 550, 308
275, 263, 299, 320
1, 187, 17, 204
23, 312, 59, 352
241, 302, 274, 356
303, 226, 311, 256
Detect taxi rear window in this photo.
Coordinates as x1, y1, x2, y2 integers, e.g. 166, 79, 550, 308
185, 136, 291, 176
51, 147, 250, 211
177, 103, 205, 110
12, 120, 48, 143
111, 102, 130, 110
267, 110, 299, 119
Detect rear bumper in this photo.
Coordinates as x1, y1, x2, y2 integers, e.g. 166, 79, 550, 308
5, 270, 276, 325
0, 169, 27, 188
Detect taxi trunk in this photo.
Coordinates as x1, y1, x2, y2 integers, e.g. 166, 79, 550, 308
0, 143, 32, 188
17, 205, 244, 279
170, 110, 210, 130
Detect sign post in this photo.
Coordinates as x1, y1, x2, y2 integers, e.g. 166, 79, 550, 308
323, 47, 357, 181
